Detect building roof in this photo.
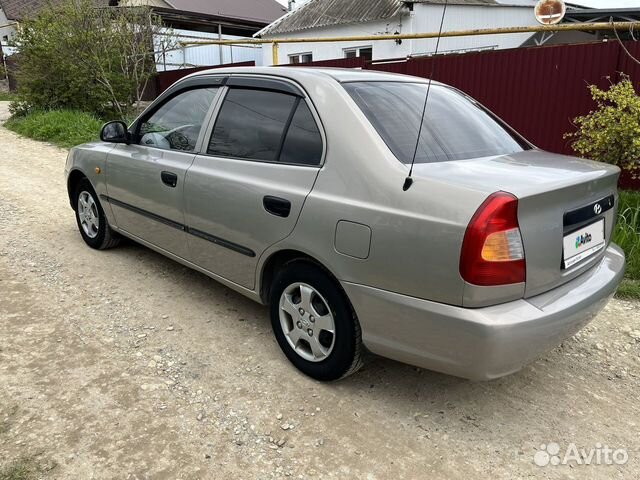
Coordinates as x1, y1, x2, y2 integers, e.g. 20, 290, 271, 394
257, 0, 536, 37
407, 0, 499, 5
257, 0, 405, 37
564, 7, 640, 22
403, 1, 536, 7
1, 0, 68, 21
164, 0, 287, 25
0, 0, 286, 24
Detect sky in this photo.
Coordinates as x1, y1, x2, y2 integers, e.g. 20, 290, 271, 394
571, 0, 640, 7
275, 0, 640, 8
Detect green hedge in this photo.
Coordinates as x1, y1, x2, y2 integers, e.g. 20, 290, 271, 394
614, 190, 640, 299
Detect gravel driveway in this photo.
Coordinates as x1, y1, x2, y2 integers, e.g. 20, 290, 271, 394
0, 101, 639, 479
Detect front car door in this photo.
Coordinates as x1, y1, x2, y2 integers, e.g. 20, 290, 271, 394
184, 76, 325, 289
104, 81, 222, 258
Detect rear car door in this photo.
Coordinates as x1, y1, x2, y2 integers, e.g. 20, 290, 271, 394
104, 84, 221, 258
184, 77, 325, 289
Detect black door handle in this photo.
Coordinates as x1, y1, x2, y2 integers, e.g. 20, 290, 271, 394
263, 196, 291, 218
161, 171, 178, 188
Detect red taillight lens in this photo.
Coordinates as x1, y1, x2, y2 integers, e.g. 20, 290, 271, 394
460, 192, 526, 286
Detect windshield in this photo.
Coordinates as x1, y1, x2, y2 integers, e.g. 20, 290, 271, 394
343, 81, 530, 164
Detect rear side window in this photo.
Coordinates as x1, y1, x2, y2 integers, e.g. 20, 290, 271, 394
343, 81, 529, 164
280, 101, 323, 165
208, 88, 323, 165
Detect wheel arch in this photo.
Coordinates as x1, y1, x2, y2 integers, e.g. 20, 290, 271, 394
259, 249, 344, 305
67, 168, 90, 210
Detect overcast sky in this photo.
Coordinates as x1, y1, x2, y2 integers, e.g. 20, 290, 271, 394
275, 0, 640, 8
571, 0, 639, 7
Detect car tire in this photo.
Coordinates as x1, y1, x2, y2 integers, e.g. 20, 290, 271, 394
74, 178, 120, 250
269, 261, 364, 381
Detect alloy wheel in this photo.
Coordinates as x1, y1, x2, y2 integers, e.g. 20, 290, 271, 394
77, 190, 100, 239
279, 282, 336, 362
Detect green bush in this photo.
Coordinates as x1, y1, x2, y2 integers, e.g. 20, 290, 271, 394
566, 76, 640, 176
9, 0, 172, 117
613, 190, 640, 299
4, 110, 103, 149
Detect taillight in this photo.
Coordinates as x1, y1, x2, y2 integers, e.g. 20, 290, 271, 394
460, 192, 525, 286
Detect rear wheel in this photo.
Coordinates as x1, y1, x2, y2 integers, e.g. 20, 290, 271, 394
269, 261, 363, 381
74, 179, 120, 250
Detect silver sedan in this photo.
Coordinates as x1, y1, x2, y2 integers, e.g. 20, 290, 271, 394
65, 67, 625, 381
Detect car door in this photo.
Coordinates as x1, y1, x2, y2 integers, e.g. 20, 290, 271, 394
184, 77, 325, 289
105, 84, 222, 259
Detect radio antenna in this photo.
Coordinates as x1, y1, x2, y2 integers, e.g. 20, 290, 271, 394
403, 0, 449, 192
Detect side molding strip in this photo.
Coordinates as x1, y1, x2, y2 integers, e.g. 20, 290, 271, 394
188, 227, 256, 258
101, 195, 256, 258
102, 195, 184, 231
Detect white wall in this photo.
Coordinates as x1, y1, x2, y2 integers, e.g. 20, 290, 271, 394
261, 4, 539, 65
262, 17, 409, 65
0, 8, 18, 56
409, 4, 538, 55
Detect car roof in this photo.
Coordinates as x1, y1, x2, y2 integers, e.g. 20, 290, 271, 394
186, 66, 435, 85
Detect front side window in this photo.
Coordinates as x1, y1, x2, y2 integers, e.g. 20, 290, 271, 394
139, 87, 218, 152
208, 88, 323, 165
343, 81, 529, 164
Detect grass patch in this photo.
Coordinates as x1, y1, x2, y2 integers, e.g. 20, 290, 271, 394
0, 457, 43, 480
0, 92, 17, 101
613, 190, 640, 299
4, 109, 103, 149
616, 278, 640, 300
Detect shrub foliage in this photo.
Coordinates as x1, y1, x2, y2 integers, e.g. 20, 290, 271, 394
10, 0, 173, 117
566, 76, 640, 176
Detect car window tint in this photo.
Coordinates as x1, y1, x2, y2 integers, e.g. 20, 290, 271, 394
279, 100, 323, 165
343, 82, 529, 164
208, 89, 296, 161
139, 88, 218, 152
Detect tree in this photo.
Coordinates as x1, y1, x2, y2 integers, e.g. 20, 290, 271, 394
10, 0, 175, 117
565, 76, 640, 176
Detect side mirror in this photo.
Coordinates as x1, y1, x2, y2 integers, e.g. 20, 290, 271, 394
100, 121, 130, 144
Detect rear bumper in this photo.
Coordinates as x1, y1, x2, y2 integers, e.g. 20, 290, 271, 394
342, 244, 625, 380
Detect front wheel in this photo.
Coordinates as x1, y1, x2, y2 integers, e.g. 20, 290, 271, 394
269, 261, 363, 381
74, 179, 120, 250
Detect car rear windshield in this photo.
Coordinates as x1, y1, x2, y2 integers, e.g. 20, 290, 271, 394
343, 81, 530, 164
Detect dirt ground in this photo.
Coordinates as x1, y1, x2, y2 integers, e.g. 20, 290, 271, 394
0, 101, 639, 479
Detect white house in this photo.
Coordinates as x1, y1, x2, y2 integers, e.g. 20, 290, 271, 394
0, 2, 17, 57
257, 0, 541, 65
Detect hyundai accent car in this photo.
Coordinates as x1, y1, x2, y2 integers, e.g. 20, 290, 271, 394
65, 67, 625, 381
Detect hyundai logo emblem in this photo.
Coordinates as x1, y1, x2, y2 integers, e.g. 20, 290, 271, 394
594, 204, 602, 215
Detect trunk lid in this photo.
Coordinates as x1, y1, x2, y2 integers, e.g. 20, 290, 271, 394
413, 150, 620, 297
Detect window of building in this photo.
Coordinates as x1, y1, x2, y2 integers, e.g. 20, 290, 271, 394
289, 53, 313, 64
344, 46, 373, 61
